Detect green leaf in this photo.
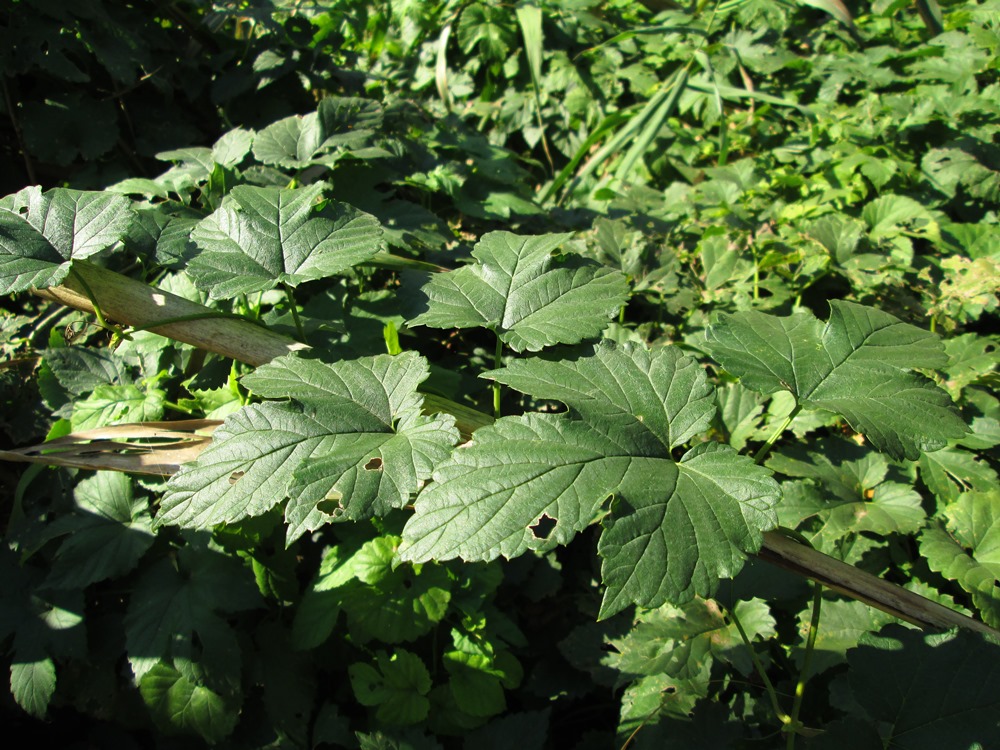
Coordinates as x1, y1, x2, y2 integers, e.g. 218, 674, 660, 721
70, 383, 165, 431
408, 232, 629, 352
861, 194, 934, 239
444, 650, 506, 718
598, 443, 781, 618
291, 589, 341, 651
793, 598, 894, 677
401, 342, 779, 616
457, 4, 517, 59
608, 597, 775, 680
349, 650, 432, 726
942, 333, 999, 397
919, 446, 998, 504
767, 439, 925, 549
211, 128, 254, 168
71, 385, 166, 432
835, 626, 1000, 748
159, 353, 458, 540
617, 664, 710, 738
45, 472, 154, 589
10, 657, 56, 719
252, 97, 383, 169
0, 186, 134, 294
920, 490, 1000, 628
713, 382, 767, 451
923, 148, 1000, 202
704, 300, 966, 459
124, 536, 260, 688
339, 536, 452, 644
41, 346, 130, 396
187, 184, 383, 299
139, 661, 240, 744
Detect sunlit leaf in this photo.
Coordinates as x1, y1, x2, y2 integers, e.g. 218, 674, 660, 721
401, 342, 778, 616
704, 300, 967, 459
158, 353, 458, 540
188, 184, 383, 299
0, 186, 133, 294
408, 231, 629, 352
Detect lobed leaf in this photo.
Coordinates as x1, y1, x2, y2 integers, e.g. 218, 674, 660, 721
139, 662, 240, 744
158, 353, 458, 541
349, 650, 432, 726
408, 231, 630, 352
401, 342, 779, 616
0, 186, 134, 294
920, 489, 1000, 627
252, 97, 383, 169
124, 538, 260, 688
704, 300, 967, 459
826, 626, 1000, 748
45, 472, 154, 589
598, 443, 780, 618
188, 184, 383, 299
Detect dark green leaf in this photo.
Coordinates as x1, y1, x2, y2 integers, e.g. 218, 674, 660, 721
834, 626, 1000, 749
45, 472, 154, 589
188, 184, 383, 299
349, 650, 432, 726
124, 537, 260, 688
139, 662, 240, 744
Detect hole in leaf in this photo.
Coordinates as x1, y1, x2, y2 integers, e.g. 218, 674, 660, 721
228, 471, 245, 485
318, 490, 343, 515
530, 514, 557, 540
364, 457, 383, 471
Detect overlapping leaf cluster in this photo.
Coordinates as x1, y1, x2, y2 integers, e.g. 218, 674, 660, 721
1, 1, 999, 747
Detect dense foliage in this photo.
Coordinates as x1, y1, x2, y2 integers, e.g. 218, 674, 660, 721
2, 0, 999, 747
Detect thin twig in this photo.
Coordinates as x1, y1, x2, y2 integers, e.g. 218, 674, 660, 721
2, 77, 37, 184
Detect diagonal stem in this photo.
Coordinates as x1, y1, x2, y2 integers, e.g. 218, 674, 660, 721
753, 403, 802, 465
493, 331, 503, 419
787, 583, 823, 750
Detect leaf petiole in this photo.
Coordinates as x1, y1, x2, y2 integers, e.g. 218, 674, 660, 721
787, 584, 823, 750
730, 604, 792, 729
282, 283, 307, 343
493, 331, 503, 419
752, 402, 802, 465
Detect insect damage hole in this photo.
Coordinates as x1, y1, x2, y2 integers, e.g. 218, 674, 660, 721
530, 514, 557, 540
364, 457, 383, 471
317, 490, 344, 515
228, 471, 245, 485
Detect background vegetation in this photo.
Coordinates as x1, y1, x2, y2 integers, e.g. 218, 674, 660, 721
1, 0, 999, 747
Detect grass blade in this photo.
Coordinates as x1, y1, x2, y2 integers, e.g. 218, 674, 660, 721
613, 67, 689, 181
435, 22, 453, 112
